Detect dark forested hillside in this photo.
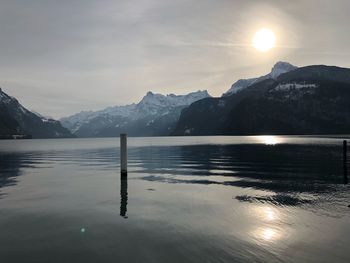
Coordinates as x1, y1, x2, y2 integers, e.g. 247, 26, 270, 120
0, 88, 73, 139
173, 65, 350, 135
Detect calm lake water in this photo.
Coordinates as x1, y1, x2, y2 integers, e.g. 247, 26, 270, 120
0, 136, 349, 263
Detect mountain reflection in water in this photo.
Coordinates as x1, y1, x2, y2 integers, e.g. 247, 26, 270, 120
0, 136, 349, 263
0, 137, 347, 199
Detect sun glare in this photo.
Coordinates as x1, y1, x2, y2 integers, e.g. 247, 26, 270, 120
260, 135, 280, 145
252, 28, 276, 52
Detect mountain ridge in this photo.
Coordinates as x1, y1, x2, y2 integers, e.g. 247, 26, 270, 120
0, 87, 73, 139
223, 61, 297, 96
60, 90, 210, 137
173, 63, 350, 136
4, 62, 350, 138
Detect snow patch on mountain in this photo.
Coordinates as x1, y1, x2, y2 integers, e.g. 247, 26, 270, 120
273, 82, 318, 92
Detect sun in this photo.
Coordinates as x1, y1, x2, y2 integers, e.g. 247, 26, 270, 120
252, 28, 276, 52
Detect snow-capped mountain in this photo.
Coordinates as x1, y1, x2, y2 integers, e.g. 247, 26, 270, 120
270, 61, 297, 79
0, 87, 73, 139
60, 90, 210, 137
134, 90, 210, 118
223, 61, 297, 96
173, 64, 350, 136
60, 104, 137, 133
139, 91, 210, 108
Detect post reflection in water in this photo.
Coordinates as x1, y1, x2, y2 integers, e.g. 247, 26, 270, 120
120, 178, 128, 218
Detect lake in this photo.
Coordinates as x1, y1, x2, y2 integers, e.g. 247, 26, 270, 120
0, 136, 349, 262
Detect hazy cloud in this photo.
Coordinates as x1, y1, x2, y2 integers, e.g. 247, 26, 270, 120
0, 0, 349, 118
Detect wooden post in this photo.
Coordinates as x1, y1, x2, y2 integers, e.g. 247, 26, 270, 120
344, 140, 348, 184
120, 134, 127, 176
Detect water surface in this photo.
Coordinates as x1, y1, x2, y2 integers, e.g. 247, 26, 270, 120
0, 136, 349, 262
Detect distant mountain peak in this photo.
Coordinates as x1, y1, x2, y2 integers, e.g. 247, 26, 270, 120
60, 90, 211, 136
223, 61, 297, 96
138, 90, 210, 111
190, 90, 210, 96
272, 61, 296, 69
270, 61, 297, 79
144, 90, 209, 98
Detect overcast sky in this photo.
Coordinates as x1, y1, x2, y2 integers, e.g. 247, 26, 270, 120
1, 0, 350, 118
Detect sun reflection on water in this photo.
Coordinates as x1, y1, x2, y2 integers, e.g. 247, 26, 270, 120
265, 207, 275, 221
253, 206, 280, 222
252, 226, 283, 243
251, 206, 284, 243
262, 228, 276, 240
259, 136, 282, 145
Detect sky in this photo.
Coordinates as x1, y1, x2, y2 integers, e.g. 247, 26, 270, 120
1, 0, 350, 118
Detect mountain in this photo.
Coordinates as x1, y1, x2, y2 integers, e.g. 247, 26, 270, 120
0, 87, 73, 139
60, 90, 210, 137
222, 61, 297, 96
172, 63, 350, 135
60, 104, 137, 134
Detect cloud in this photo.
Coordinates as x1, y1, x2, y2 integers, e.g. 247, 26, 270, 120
0, 0, 349, 118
